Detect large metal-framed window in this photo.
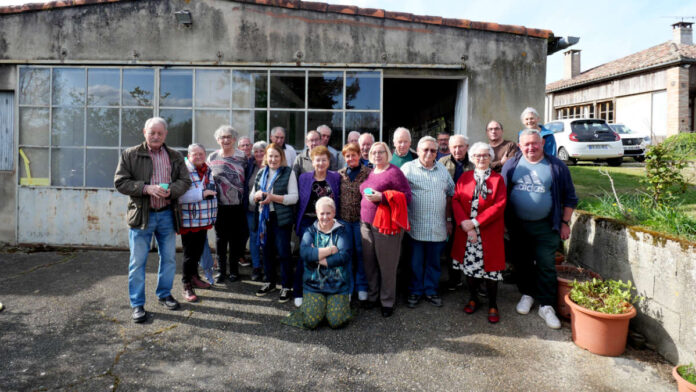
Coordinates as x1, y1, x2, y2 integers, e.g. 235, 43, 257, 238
17, 66, 383, 189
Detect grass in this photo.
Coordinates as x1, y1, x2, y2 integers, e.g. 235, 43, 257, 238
569, 162, 696, 240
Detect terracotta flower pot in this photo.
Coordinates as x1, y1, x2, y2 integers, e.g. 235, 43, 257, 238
673, 366, 696, 392
565, 293, 636, 356
556, 265, 601, 319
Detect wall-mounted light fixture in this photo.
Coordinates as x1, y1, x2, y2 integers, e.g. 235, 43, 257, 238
175, 10, 193, 27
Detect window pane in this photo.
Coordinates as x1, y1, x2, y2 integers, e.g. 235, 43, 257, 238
86, 149, 119, 188
52, 68, 85, 107
194, 110, 229, 151
121, 108, 153, 147
270, 71, 305, 109
232, 110, 256, 141
308, 71, 343, 109
88, 68, 120, 106
122, 69, 154, 107
51, 148, 84, 187
253, 111, 268, 144
270, 111, 304, 150
232, 71, 267, 108
160, 69, 192, 107
19, 107, 49, 146
308, 111, 343, 148
52, 107, 84, 146
346, 112, 379, 141
87, 108, 119, 146
160, 109, 192, 148
195, 70, 230, 108
18, 147, 49, 185
19, 68, 50, 106
346, 72, 380, 110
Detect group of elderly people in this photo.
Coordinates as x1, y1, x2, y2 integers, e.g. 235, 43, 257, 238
120, 106, 575, 331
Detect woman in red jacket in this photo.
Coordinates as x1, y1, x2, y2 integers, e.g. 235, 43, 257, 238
451, 142, 507, 323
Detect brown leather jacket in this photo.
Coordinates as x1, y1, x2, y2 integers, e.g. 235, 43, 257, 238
114, 142, 191, 231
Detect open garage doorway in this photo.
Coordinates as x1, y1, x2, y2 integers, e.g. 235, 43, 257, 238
383, 78, 464, 144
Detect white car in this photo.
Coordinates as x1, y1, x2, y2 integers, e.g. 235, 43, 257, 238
544, 119, 624, 166
609, 124, 651, 162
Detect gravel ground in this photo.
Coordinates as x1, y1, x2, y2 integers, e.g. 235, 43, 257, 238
0, 248, 676, 391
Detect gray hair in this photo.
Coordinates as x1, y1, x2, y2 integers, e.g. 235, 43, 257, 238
468, 142, 495, 161
315, 196, 336, 212
214, 125, 238, 141
317, 124, 332, 134
417, 135, 437, 149
187, 143, 207, 154
449, 134, 469, 146
358, 132, 375, 144
519, 129, 541, 139
270, 126, 285, 137
238, 136, 251, 144
520, 107, 540, 122
144, 117, 167, 131
347, 131, 360, 141
252, 141, 268, 152
393, 127, 411, 142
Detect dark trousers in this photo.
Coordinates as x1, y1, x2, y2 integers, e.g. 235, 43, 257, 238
261, 213, 293, 289
181, 229, 207, 283
509, 218, 559, 306
215, 204, 246, 276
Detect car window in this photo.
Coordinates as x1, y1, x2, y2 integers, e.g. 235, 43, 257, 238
570, 120, 613, 137
612, 125, 631, 134
545, 122, 564, 133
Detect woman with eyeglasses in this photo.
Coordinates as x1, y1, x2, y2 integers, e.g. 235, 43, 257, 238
451, 142, 507, 324
359, 141, 411, 318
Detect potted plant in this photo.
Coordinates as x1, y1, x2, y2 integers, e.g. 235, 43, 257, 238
565, 278, 641, 356
673, 363, 696, 392
556, 264, 601, 319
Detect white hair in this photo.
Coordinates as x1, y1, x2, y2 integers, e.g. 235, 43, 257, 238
417, 135, 437, 149
252, 141, 268, 152
358, 133, 375, 144
468, 142, 495, 160
187, 143, 206, 154
144, 117, 167, 131
214, 125, 238, 141
520, 107, 540, 122
315, 196, 336, 211
519, 129, 541, 139
449, 134, 469, 146
270, 126, 285, 137
393, 127, 411, 142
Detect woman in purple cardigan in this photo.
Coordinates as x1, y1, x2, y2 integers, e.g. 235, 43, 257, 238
294, 145, 341, 307
359, 141, 411, 318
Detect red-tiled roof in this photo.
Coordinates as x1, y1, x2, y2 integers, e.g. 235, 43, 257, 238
546, 41, 696, 92
0, 0, 552, 39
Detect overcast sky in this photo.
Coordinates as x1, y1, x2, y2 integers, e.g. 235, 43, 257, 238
2, 0, 695, 84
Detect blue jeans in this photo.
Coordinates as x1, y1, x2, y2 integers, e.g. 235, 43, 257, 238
344, 220, 367, 293
246, 211, 262, 269
262, 213, 293, 289
408, 237, 446, 296
128, 210, 177, 308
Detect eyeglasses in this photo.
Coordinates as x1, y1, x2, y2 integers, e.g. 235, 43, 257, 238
487, 127, 502, 131
371, 150, 387, 155
218, 136, 233, 140
472, 154, 490, 159
422, 148, 438, 154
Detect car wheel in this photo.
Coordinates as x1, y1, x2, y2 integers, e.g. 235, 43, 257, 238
558, 147, 575, 165
634, 156, 645, 163
607, 157, 623, 167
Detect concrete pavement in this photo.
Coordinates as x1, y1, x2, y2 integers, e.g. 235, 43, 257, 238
0, 248, 677, 391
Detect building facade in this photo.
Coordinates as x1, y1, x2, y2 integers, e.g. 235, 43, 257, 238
0, 0, 552, 247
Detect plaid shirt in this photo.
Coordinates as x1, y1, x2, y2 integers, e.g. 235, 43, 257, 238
401, 159, 454, 242
179, 159, 217, 231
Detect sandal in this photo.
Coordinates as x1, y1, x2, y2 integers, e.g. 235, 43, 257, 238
463, 300, 478, 314
488, 308, 500, 324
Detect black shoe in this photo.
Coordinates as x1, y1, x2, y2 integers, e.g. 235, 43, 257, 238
278, 288, 291, 303
407, 294, 420, 309
381, 306, 394, 318
132, 306, 147, 323
256, 282, 277, 297
228, 273, 239, 283
250, 268, 263, 282
158, 295, 180, 310
424, 294, 443, 307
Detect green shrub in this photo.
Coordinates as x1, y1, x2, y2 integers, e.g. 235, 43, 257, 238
678, 363, 696, 385
569, 278, 642, 314
664, 133, 696, 157
642, 142, 687, 208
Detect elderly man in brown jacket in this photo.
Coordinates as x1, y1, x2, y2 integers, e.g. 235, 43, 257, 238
114, 117, 191, 323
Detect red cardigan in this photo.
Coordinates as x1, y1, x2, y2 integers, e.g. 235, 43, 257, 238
451, 170, 507, 272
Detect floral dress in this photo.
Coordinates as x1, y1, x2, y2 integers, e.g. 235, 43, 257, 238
455, 168, 503, 281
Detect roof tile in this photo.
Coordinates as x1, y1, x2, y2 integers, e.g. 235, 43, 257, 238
298, 0, 327, 11
326, 4, 357, 15
384, 10, 414, 22
356, 7, 384, 18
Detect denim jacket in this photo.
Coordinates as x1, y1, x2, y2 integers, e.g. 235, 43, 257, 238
300, 220, 353, 295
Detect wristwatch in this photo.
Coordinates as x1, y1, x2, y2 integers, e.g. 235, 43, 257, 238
562, 219, 570, 225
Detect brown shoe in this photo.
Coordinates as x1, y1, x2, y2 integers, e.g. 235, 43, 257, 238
183, 283, 198, 302
191, 275, 211, 289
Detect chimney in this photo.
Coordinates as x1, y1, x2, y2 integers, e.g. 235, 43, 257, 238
672, 22, 693, 45
563, 49, 581, 79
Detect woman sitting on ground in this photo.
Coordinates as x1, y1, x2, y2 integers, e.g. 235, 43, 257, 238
283, 197, 353, 329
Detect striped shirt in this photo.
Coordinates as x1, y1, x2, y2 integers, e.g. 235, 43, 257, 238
148, 146, 171, 210
401, 159, 455, 242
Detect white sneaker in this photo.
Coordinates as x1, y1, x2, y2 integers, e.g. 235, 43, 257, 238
358, 291, 368, 301
538, 305, 561, 329
516, 295, 534, 314
294, 297, 303, 308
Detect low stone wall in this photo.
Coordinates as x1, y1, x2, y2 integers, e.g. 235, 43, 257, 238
567, 211, 696, 365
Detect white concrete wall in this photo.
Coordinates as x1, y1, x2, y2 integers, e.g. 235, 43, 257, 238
567, 211, 696, 365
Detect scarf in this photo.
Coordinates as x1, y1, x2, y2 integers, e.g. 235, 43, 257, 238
257, 166, 280, 246
473, 168, 491, 200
